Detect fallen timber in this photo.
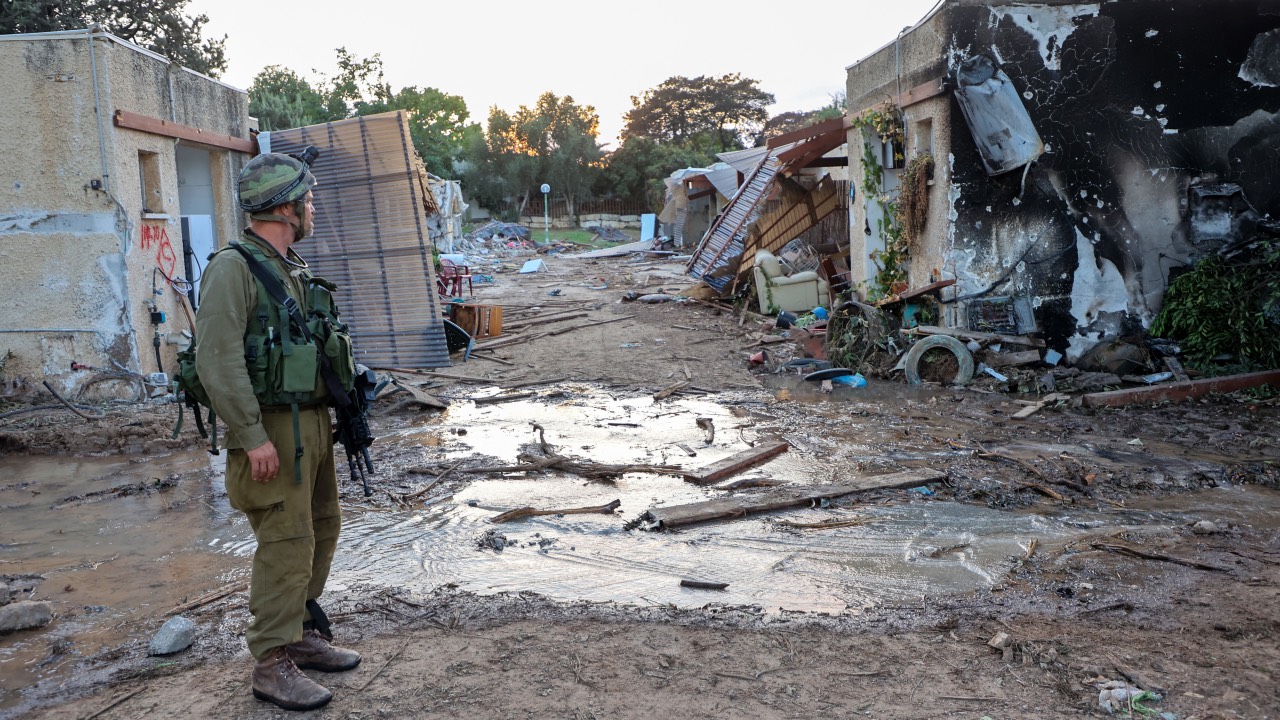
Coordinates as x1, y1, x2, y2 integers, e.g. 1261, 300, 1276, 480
682, 441, 789, 485
490, 499, 622, 524
640, 468, 946, 530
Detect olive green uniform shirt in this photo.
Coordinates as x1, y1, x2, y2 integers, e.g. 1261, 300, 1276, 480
194, 230, 326, 450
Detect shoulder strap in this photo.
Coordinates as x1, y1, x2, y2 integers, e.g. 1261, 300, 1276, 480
229, 242, 352, 409
229, 242, 312, 343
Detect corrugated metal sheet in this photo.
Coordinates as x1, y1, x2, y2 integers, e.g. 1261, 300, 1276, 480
686, 153, 781, 290
717, 146, 769, 174
268, 112, 451, 369
703, 163, 740, 200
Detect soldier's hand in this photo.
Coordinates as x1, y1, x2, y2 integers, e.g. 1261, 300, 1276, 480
247, 440, 280, 482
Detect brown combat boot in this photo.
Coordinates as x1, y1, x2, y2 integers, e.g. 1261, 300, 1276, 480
252, 646, 333, 711
286, 628, 362, 672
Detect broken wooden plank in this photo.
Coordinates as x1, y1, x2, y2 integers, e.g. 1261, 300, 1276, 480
986, 350, 1042, 368
167, 581, 248, 615
391, 378, 449, 409
503, 376, 568, 390
906, 325, 1046, 348
1082, 370, 1280, 407
1163, 356, 1190, 382
1011, 392, 1070, 419
680, 579, 728, 590
490, 499, 621, 524
473, 391, 536, 406
503, 311, 588, 331
681, 441, 790, 485
548, 314, 635, 336
653, 381, 690, 401
718, 477, 784, 490
1091, 542, 1229, 573
644, 469, 946, 529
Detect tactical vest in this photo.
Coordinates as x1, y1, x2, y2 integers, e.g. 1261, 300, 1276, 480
232, 240, 356, 405
173, 238, 356, 466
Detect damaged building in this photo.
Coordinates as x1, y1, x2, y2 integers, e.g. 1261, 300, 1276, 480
0, 27, 253, 396
844, 0, 1280, 362
684, 119, 852, 310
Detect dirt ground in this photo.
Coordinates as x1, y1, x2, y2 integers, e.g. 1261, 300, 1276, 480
3, 249, 1280, 719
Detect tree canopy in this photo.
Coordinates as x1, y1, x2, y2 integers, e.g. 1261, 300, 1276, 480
622, 74, 774, 154
247, 49, 480, 177
462, 92, 601, 217
0, 0, 227, 76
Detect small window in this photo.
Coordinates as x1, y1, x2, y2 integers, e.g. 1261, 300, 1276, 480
138, 151, 163, 214
913, 118, 934, 157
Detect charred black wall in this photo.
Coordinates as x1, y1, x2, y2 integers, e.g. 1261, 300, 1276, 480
940, 0, 1280, 359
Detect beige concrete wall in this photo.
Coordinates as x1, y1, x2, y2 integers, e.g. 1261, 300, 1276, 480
0, 31, 249, 397
845, 7, 953, 300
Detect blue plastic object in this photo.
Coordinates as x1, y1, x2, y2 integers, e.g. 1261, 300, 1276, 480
830, 373, 867, 388
812, 306, 829, 320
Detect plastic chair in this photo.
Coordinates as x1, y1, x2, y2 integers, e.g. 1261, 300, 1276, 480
438, 258, 473, 297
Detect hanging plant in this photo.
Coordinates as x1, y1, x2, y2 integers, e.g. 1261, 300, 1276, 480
895, 153, 933, 253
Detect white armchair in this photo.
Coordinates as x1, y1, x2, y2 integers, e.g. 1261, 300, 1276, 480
753, 249, 828, 313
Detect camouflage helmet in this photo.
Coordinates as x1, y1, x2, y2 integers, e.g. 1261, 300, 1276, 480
237, 153, 316, 213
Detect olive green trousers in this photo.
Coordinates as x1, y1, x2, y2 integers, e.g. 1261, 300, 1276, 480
225, 406, 340, 660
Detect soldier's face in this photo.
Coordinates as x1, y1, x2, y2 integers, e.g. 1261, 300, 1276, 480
300, 191, 316, 238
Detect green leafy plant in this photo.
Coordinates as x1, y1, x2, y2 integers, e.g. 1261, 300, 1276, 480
851, 108, 910, 301
1150, 244, 1280, 373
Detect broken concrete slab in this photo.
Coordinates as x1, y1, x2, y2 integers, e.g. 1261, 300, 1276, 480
681, 441, 789, 485
643, 468, 946, 529
1082, 370, 1280, 407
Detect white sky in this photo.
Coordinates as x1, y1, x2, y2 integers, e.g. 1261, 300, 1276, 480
188, 0, 944, 149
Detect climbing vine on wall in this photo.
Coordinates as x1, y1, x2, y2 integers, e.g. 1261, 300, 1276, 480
852, 107, 907, 300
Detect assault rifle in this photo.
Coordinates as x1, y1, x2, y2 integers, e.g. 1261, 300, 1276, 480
335, 365, 376, 497
232, 247, 378, 496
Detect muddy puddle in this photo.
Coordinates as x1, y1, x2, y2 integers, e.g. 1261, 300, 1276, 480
3, 383, 1279, 710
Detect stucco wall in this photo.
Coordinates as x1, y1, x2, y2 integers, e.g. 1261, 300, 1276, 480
846, 0, 1280, 359
0, 31, 249, 396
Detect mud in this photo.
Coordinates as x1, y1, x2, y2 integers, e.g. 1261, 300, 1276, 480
2, 252, 1279, 719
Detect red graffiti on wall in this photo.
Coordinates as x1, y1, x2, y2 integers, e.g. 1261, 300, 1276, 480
140, 224, 177, 279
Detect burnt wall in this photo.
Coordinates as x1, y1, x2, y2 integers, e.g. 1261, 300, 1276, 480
941, 0, 1280, 359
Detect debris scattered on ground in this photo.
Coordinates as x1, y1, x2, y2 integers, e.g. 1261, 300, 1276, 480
681, 441, 789, 485
490, 499, 621, 524
679, 579, 728, 590
640, 469, 946, 530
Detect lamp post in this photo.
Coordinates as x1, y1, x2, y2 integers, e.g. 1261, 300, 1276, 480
540, 183, 551, 245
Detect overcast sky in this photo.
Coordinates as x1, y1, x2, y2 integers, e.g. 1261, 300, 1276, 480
188, 0, 945, 148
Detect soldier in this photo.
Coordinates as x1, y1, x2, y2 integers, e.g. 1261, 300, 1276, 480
195, 150, 360, 711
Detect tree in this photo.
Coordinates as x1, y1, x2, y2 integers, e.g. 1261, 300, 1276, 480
622, 74, 774, 154
362, 86, 482, 176
462, 93, 602, 218
753, 92, 847, 146
248, 50, 481, 176
597, 137, 711, 208
248, 66, 330, 131
0, 0, 227, 76
322, 47, 391, 119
